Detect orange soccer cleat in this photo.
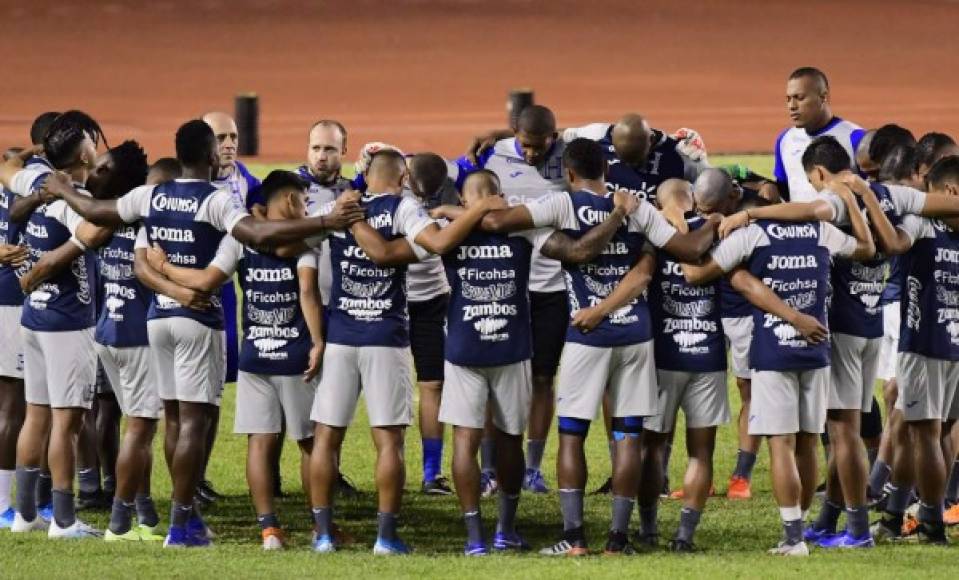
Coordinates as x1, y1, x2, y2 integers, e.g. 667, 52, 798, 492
726, 476, 752, 500
944, 503, 959, 526
668, 485, 715, 500
261, 527, 286, 550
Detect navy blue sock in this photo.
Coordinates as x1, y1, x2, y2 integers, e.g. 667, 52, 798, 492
422, 438, 443, 483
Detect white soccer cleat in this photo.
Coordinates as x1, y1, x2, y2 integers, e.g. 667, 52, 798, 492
11, 512, 48, 533
48, 519, 103, 539
767, 540, 809, 556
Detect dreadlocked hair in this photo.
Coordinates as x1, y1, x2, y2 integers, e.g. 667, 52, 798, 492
42, 110, 107, 169
100, 140, 149, 199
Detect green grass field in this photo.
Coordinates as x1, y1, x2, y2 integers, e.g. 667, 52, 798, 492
5, 156, 954, 578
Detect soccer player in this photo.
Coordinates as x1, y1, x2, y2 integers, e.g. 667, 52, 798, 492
766, 67, 864, 202
200, 111, 261, 504
307, 149, 508, 555
870, 156, 959, 544
0, 111, 111, 538
683, 162, 875, 555
41, 119, 365, 547
146, 170, 324, 550
455, 105, 568, 493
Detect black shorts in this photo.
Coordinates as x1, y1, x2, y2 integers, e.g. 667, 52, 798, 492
409, 293, 449, 382
530, 290, 569, 379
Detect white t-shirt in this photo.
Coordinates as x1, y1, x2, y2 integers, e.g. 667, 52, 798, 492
823, 184, 926, 225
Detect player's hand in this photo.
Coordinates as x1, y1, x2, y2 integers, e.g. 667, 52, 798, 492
0, 244, 29, 267
612, 189, 639, 215
175, 287, 212, 311
0, 146, 36, 184
466, 132, 500, 165
757, 181, 780, 202
790, 313, 828, 344
19, 271, 36, 294
673, 128, 708, 163
354, 142, 404, 176
39, 171, 73, 202
325, 194, 365, 230
146, 243, 170, 273
429, 204, 462, 220
718, 211, 750, 239
250, 203, 268, 219
571, 306, 607, 333
304, 341, 325, 382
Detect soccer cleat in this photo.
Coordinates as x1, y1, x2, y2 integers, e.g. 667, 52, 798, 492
522, 469, 549, 494
480, 471, 498, 498
539, 538, 588, 556
902, 513, 919, 537
0, 507, 15, 529
944, 503, 959, 526
195, 480, 221, 505
373, 536, 411, 555
163, 525, 211, 548
915, 522, 948, 545
11, 512, 48, 533
335, 473, 359, 498
603, 530, 635, 555
633, 531, 660, 549
312, 533, 336, 553
591, 477, 613, 495
464, 542, 488, 556
867, 484, 890, 512
666, 538, 696, 553
188, 516, 215, 540
767, 540, 809, 556
262, 527, 285, 550
869, 517, 903, 543
726, 476, 752, 500
136, 524, 165, 541
105, 528, 144, 542
48, 519, 102, 539
76, 489, 111, 511
37, 503, 53, 522
817, 530, 875, 549
802, 525, 835, 543
668, 485, 715, 500
492, 530, 530, 552
421, 475, 453, 496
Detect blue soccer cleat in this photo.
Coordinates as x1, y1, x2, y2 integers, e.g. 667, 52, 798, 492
0, 507, 15, 529
464, 541, 488, 556
817, 530, 875, 549
37, 503, 53, 522
312, 533, 336, 553
803, 525, 834, 543
480, 471, 498, 498
163, 525, 211, 548
522, 469, 549, 494
493, 530, 530, 552
373, 536, 411, 555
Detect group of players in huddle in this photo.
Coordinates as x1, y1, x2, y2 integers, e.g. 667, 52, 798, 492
1, 66, 959, 558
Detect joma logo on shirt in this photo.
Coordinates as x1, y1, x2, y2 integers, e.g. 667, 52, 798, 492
150, 226, 195, 243
245, 267, 294, 283
151, 193, 199, 213
935, 247, 959, 263
456, 245, 513, 260
768, 255, 818, 270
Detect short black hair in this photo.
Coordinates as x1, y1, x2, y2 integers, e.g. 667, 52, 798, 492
789, 67, 829, 92
925, 155, 959, 191
30, 111, 60, 145
309, 119, 348, 150
367, 149, 407, 180
99, 140, 149, 199
463, 169, 501, 192
175, 119, 216, 167
409, 153, 448, 197
259, 170, 306, 204
869, 124, 916, 167
917, 132, 956, 169
516, 105, 556, 135
149, 157, 182, 180
801, 135, 851, 173
562, 138, 605, 180
877, 144, 918, 183
43, 111, 106, 169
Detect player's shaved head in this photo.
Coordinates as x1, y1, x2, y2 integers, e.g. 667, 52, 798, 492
409, 153, 448, 199
462, 169, 502, 207
878, 144, 920, 187
925, 155, 959, 194
147, 157, 182, 185
916, 132, 959, 181
516, 105, 556, 136
202, 111, 236, 133
366, 149, 408, 191
855, 129, 878, 178
611, 113, 653, 167
203, 111, 239, 168
789, 67, 829, 94
692, 168, 737, 215
869, 124, 915, 168
656, 178, 693, 212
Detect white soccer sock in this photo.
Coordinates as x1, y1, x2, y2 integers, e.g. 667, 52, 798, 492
779, 505, 802, 522
0, 469, 13, 513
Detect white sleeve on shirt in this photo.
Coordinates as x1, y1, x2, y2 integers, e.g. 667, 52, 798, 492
819, 192, 845, 223
116, 185, 155, 223
46, 200, 85, 236
9, 167, 50, 196
528, 192, 576, 230
512, 227, 554, 251
819, 222, 859, 258
304, 201, 335, 249
201, 190, 249, 233
134, 226, 148, 249
561, 123, 611, 143
886, 184, 927, 217
297, 249, 320, 270
395, 196, 436, 241
710, 224, 766, 272
897, 214, 932, 244
629, 201, 679, 248
208, 236, 243, 277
